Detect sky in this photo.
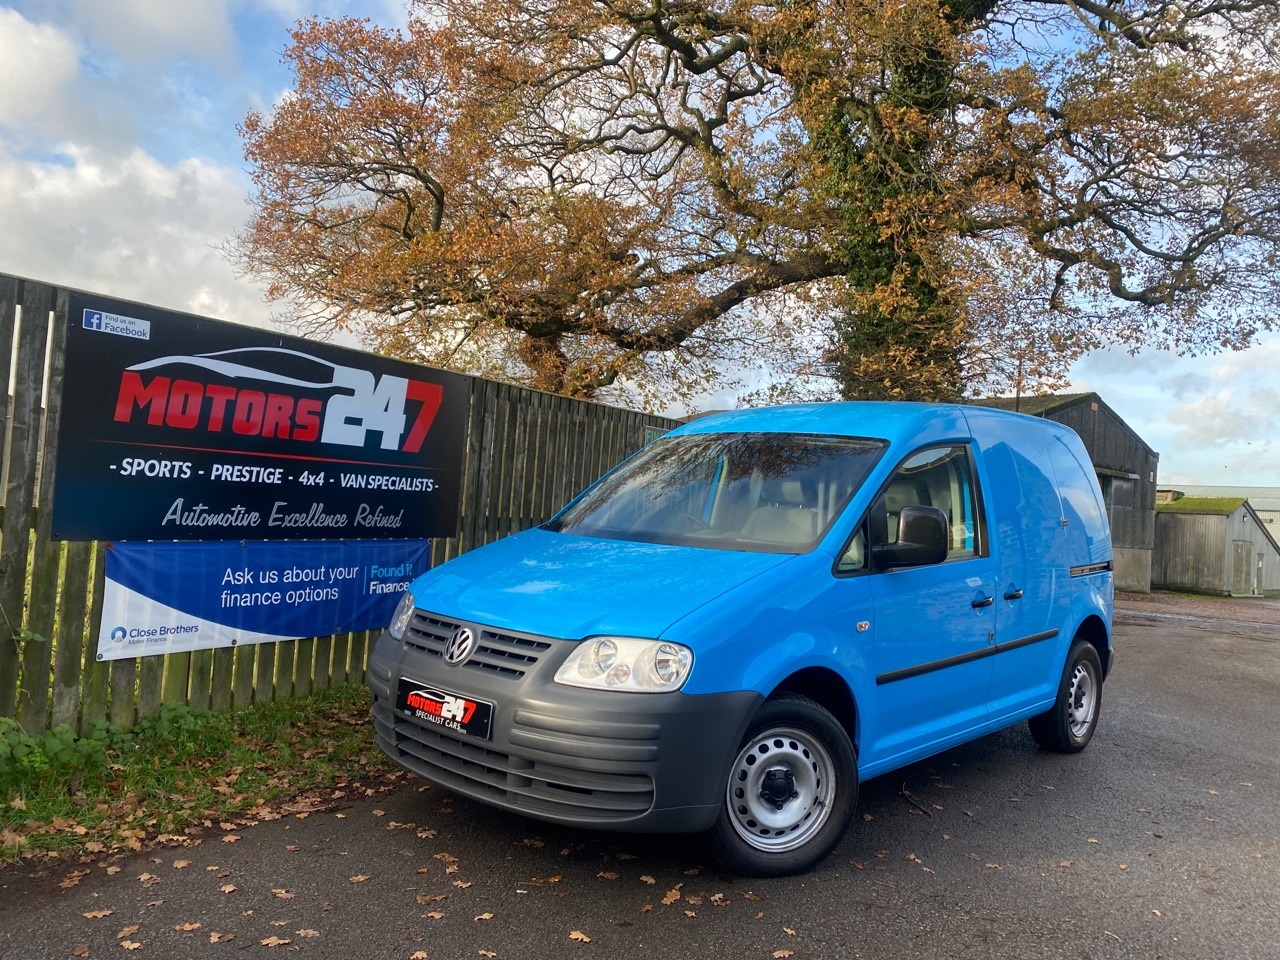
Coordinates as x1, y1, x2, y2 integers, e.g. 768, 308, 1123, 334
0, 0, 1275, 487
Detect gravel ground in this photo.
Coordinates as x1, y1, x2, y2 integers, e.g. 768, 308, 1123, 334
1117, 590, 1280, 626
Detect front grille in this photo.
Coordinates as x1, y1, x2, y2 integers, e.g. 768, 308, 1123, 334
373, 701, 655, 821
404, 612, 553, 680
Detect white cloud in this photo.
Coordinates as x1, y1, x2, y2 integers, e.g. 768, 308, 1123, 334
0, 9, 77, 128
63, 0, 236, 67
0, 143, 273, 328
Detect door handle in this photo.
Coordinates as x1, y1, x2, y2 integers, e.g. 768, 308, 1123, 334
971, 596, 994, 609
1003, 589, 1024, 601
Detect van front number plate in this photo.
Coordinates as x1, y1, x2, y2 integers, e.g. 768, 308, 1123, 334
396, 678, 494, 740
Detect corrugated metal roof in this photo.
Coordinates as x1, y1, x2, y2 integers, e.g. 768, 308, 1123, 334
971, 393, 1096, 416
1161, 484, 1280, 500
1156, 497, 1247, 516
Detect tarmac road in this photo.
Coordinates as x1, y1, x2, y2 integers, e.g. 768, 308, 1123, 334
2, 600, 1277, 960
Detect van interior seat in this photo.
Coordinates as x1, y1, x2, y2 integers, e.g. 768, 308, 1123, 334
742, 479, 817, 544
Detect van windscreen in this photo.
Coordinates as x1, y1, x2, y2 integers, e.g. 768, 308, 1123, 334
544, 433, 887, 553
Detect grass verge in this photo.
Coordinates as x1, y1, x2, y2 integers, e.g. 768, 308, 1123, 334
0, 685, 396, 865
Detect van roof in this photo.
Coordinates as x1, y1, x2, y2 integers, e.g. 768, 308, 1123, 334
671, 401, 1048, 443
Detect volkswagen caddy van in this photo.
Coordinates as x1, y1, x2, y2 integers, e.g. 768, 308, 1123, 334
368, 402, 1114, 876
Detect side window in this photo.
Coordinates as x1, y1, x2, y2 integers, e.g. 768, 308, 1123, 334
834, 444, 986, 574
881, 445, 985, 561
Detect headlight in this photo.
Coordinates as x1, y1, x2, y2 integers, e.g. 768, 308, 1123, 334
387, 591, 416, 640
554, 637, 693, 693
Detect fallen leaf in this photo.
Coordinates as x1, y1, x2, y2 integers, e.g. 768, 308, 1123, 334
174, 923, 202, 931
1058, 860, 1072, 868
272, 889, 295, 900
742, 891, 764, 902
72, 947, 89, 958
209, 933, 235, 943
640, 905, 653, 914
219, 884, 237, 894
662, 889, 681, 906
772, 952, 794, 959
261, 935, 292, 946
60, 870, 90, 890
286, 846, 299, 853
1152, 909, 1163, 917
83, 910, 114, 919
784, 927, 796, 936
106, 867, 122, 876
116, 926, 139, 939
569, 931, 591, 943
596, 872, 618, 880
452, 881, 473, 889
221, 835, 240, 844
640, 875, 656, 885
350, 875, 370, 883
423, 912, 445, 920
417, 894, 447, 905
172, 860, 191, 870
372, 810, 386, 817
985, 863, 1002, 870
1087, 838, 1099, 844
296, 930, 320, 938
479, 952, 496, 958
474, 913, 493, 921
684, 910, 697, 918
120, 941, 141, 951
410, 953, 428, 960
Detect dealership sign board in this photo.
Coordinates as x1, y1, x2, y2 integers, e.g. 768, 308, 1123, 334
97, 539, 429, 661
53, 291, 471, 541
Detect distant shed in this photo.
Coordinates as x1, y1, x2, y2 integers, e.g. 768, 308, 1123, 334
973, 393, 1159, 593
1153, 497, 1280, 597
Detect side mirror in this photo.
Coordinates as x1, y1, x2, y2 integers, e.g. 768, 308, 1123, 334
872, 504, 949, 569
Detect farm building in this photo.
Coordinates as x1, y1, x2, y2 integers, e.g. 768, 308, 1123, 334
1152, 496, 1280, 598
1157, 485, 1280, 538
974, 393, 1159, 593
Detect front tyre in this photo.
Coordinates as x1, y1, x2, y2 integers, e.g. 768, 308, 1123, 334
707, 692, 857, 877
1029, 639, 1103, 753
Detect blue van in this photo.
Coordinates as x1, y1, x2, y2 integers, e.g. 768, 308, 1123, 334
368, 402, 1113, 876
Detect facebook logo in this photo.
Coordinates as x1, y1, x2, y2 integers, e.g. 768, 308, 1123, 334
80, 308, 151, 340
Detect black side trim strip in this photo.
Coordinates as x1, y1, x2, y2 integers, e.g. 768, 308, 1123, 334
1070, 561, 1112, 577
877, 645, 994, 686
994, 629, 1058, 654
876, 629, 1060, 686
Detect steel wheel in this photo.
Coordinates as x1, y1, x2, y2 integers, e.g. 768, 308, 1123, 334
707, 692, 857, 876
1066, 660, 1098, 739
1029, 639, 1104, 753
726, 726, 836, 853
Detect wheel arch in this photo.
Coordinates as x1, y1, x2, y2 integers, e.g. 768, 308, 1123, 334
769, 667, 859, 755
1075, 614, 1111, 679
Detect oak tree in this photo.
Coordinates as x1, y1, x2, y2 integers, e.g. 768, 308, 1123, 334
235, 0, 1280, 404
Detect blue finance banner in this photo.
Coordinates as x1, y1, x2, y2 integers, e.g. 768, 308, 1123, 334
98, 539, 430, 661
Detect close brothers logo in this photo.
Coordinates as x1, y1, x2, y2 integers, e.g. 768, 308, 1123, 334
110, 626, 127, 643
111, 347, 444, 453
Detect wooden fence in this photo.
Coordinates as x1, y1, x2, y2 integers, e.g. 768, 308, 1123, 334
0, 275, 678, 736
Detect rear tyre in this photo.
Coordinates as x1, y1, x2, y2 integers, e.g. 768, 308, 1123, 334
706, 692, 857, 877
1029, 639, 1103, 753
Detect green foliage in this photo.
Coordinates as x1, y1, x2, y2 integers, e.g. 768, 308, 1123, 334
0, 717, 115, 788
0, 686, 390, 863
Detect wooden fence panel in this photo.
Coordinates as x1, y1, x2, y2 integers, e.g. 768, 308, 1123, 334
0, 273, 677, 734
0, 280, 52, 720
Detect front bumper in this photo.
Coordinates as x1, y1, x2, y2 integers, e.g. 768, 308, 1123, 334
367, 611, 761, 833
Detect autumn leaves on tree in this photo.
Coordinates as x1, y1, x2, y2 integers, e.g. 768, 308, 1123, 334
235, 0, 1280, 405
